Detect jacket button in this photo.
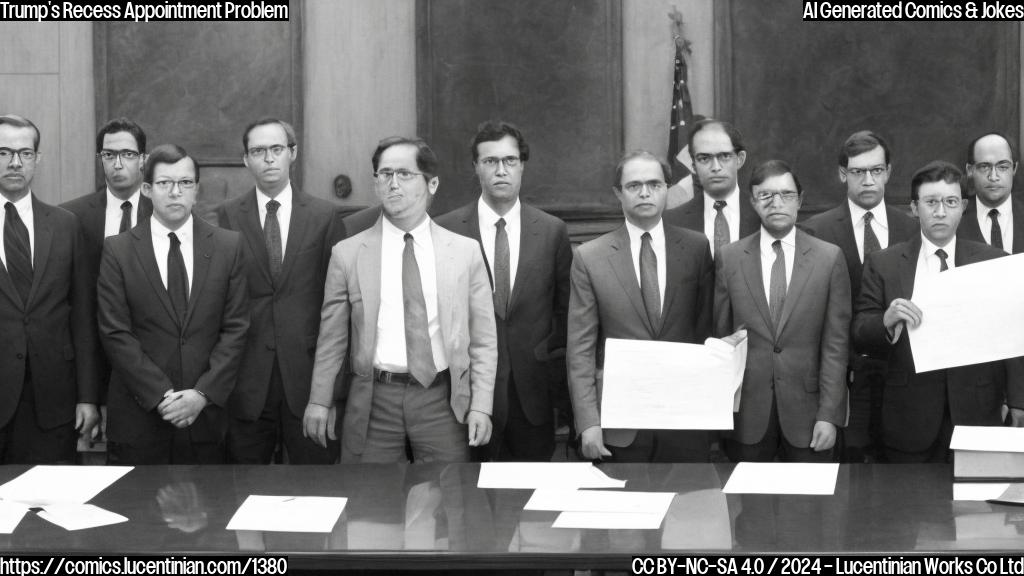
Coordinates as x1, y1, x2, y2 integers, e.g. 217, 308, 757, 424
16, 353, 23, 359
774, 347, 782, 353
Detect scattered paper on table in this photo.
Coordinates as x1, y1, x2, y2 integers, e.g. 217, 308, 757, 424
953, 483, 1011, 501
227, 495, 347, 533
0, 466, 133, 506
553, 511, 666, 530
0, 501, 29, 534
478, 463, 625, 489
950, 426, 1024, 452
525, 489, 675, 515
722, 463, 839, 495
38, 504, 128, 531
986, 483, 1024, 505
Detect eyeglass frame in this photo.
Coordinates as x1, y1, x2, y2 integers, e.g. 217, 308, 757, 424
752, 189, 801, 204
914, 196, 963, 211
0, 148, 38, 163
969, 161, 1016, 176
374, 169, 426, 185
841, 165, 888, 179
693, 151, 738, 166
245, 145, 294, 160
619, 180, 667, 195
98, 149, 142, 163
150, 179, 198, 193
477, 156, 521, 170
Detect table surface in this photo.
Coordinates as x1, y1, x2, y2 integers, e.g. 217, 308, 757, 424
0, 463, 1015, 570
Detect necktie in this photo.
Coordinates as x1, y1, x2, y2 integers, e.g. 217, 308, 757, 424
769, 239, 787, 328
712, 200, 729, 256
119, 201, 133, 234
403, 233, 437, 387
265, 199, 283, 281
640, 232, 661, 333
493, 217, 510, 319
3, 202, 32, 305
935, 248, 949, 272
167, 232, 189, 324
989, 208, 1004, 251
863, 211, 881, 259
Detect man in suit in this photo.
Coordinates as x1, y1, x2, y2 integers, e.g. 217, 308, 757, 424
958, 132, 1024, 253
344, 205, 383, 238
854, 161, 1024, 463
303, 136, 496, 463
800, 130, 918, 462
98, 144, 249, 464
436, 121, 571, 462
663, 119, 760, 258
216, 118, 346, 464
0, 114, 100, 463
569, 150, 714, 462
715, 160, 850, 462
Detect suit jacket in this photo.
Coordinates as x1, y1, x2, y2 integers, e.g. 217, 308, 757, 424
215, 188, 347, 420
435, 201, 571, 429
957, 196, 1024, 254
308, 218, 498, 456
343, 205, 384, 238
568, 223, 714, 447
0, 196, 100, 429
663, 192, 760, 244
714, 229, 850, 447
97, 217, 250, 444
853, 236, 1019, 452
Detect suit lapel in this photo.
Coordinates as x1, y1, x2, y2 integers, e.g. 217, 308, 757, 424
26, 198, 53, 307
357, 223, 383, 356
184, 218, 213, 328
85, 192, 106, 242
659, 226, 686, 338
835, 203, 860, 265
775, 231, 814, 338
900, 236, 920, 298
739, 232, 773, 334
280, 190, 312, 281
432, 222, 456, 343
607, 226, 654, 336
738, 197, 761, 237
131, 220, 179, 325
238, 190, 273, 285
138, 194, 154, 222
460, 203, 491, 286
508, 206, 537, 314
1013, 198, 1024, 254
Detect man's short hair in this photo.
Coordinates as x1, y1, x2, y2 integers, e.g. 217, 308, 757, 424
0, 114, 41, 150
612, 150, 672, 189
966, 131, 1017, 164
470, 120, 530, 163
96, 117, 147, 154
749, 159, 803, 195
910, 160, 963, 201
838, 130, 891, 168
242, 118, 297, 152
371, 136, 438, 180
687, 118, 746, 156
143, 144, 199, 184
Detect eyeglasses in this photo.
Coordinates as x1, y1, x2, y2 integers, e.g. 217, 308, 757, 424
621, 180, 667, 195
916, 197, 962, 211
0, 148, 37, 163
151, 179, 197, 193
246, 145, 292, 159
693, 152, 737, 166
374, 169, 424, 184
972, 161, 1014, 176
478, 156, 521, 169
844, 165, 887, 179
98, 149, 141, 162
753, 190, 800, 203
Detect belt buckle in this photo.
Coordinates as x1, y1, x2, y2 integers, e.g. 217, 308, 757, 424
376, 369, 392, 385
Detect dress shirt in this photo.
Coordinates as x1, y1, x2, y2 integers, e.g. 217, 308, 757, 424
624, 219, 666, 310
848, 198, 890, 262
104, 188, 141, 238
975, 197, 1012, 250
375, 216, 447, 373
916, 234, 956, 279
150, 215, 194, 292
0, 192, 34, 270
759, 226, 796, 300
477, 196, 520, 292
256, 183, 293, 260
702, 187, 741, 257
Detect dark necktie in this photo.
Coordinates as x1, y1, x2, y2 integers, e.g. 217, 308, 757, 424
403, 233, 437, 387
119, 201, 132, 234
493, 217, 510, 319
989, 208, 1004, 251
863, 211, 881, 260
640, 232, 661, 333
935, 248, 949, 272
4, 202, 32, 305
769, 239, 787, 328
712, 200, 729, 256
264, 199, 283, 281
167, 232, 189, 324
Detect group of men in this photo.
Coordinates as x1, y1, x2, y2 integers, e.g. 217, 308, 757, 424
0, 110, 1019, 467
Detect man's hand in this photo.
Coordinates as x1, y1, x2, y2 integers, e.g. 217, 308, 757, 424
467, 410, 492, 447
303, 403, 336, 448
1008, 407, 1024, 427
158, 390, 208, 429
882, 298, 922, 338
75, 403, 100, 443
580, 425, 612, 461
721, 328, 748, 347
809, 420, 837, 452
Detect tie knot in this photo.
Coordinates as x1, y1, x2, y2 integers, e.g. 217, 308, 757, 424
864, 211, 874, 223
4, 202, 14, 214
121, 200, 132, 211
266, 199, 280, 213
404, 232, 414, 244
713, 200, 727, 213
990, 208, 1000, 219
772, 239, 783, 255
168, 232, 180, 246
935, 248, 947, 260
496, 217, 506, 230
641, 231, 652, 243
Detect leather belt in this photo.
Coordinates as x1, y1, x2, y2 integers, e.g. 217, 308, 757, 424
374, 368, 450, 387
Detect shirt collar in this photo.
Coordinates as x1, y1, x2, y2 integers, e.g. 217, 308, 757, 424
978, 195, 1012, 214
920, 233, 956, 261
704, 186, 741, 213
256, 182, 292, 210
624, 218, 665, 246
477, 196, 521, 229
6, 191, 32, 215
382, 213, 432, 244
847, 198, 889, 229
151, 214, 194, 242
760, 225, 797, 252
105, 188, 141, 211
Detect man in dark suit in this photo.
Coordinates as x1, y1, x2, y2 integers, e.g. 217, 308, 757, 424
98, 144, 249, 464
958, 132, 1024, 254
800, 130, 918, 462
0, 114, 100, 463
569, 150, 714, 462
663, 119, 759, 258
715, 160, 850, 462
216, 118, 346, 464
436, 121, 571, 462
854, 161, 1024, 463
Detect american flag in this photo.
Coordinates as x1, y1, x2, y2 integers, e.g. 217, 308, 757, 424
668, 11, 701, 206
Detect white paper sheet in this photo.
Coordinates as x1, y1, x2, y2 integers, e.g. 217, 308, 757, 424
477, 463, 626, 489
908, 253, 1024, 373
953, 483, 1011, 501
722, 463, 839, 495
0, 501, 29, 534
38, 504, 128, 531
227, 495, 347, 533
600, 337, 746, 430
0, 466, 133, 506
525, 489, 676, 514
950, 425, 1024, 452
552, 511, 666, 530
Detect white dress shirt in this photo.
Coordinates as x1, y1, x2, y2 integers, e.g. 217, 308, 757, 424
624, 219, 666, 310
0, 192, 35, 270
759, 226, 796, 300
256, 183, 293, 260
702, 187, 741, 258
848, 198, 890, 263
975, 197, 1013, 251
150, 215, 194, 292
375, 216, 447, 373
477, 196, 521, 292
916, 234, 956, 279
104, 189, 141, 238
